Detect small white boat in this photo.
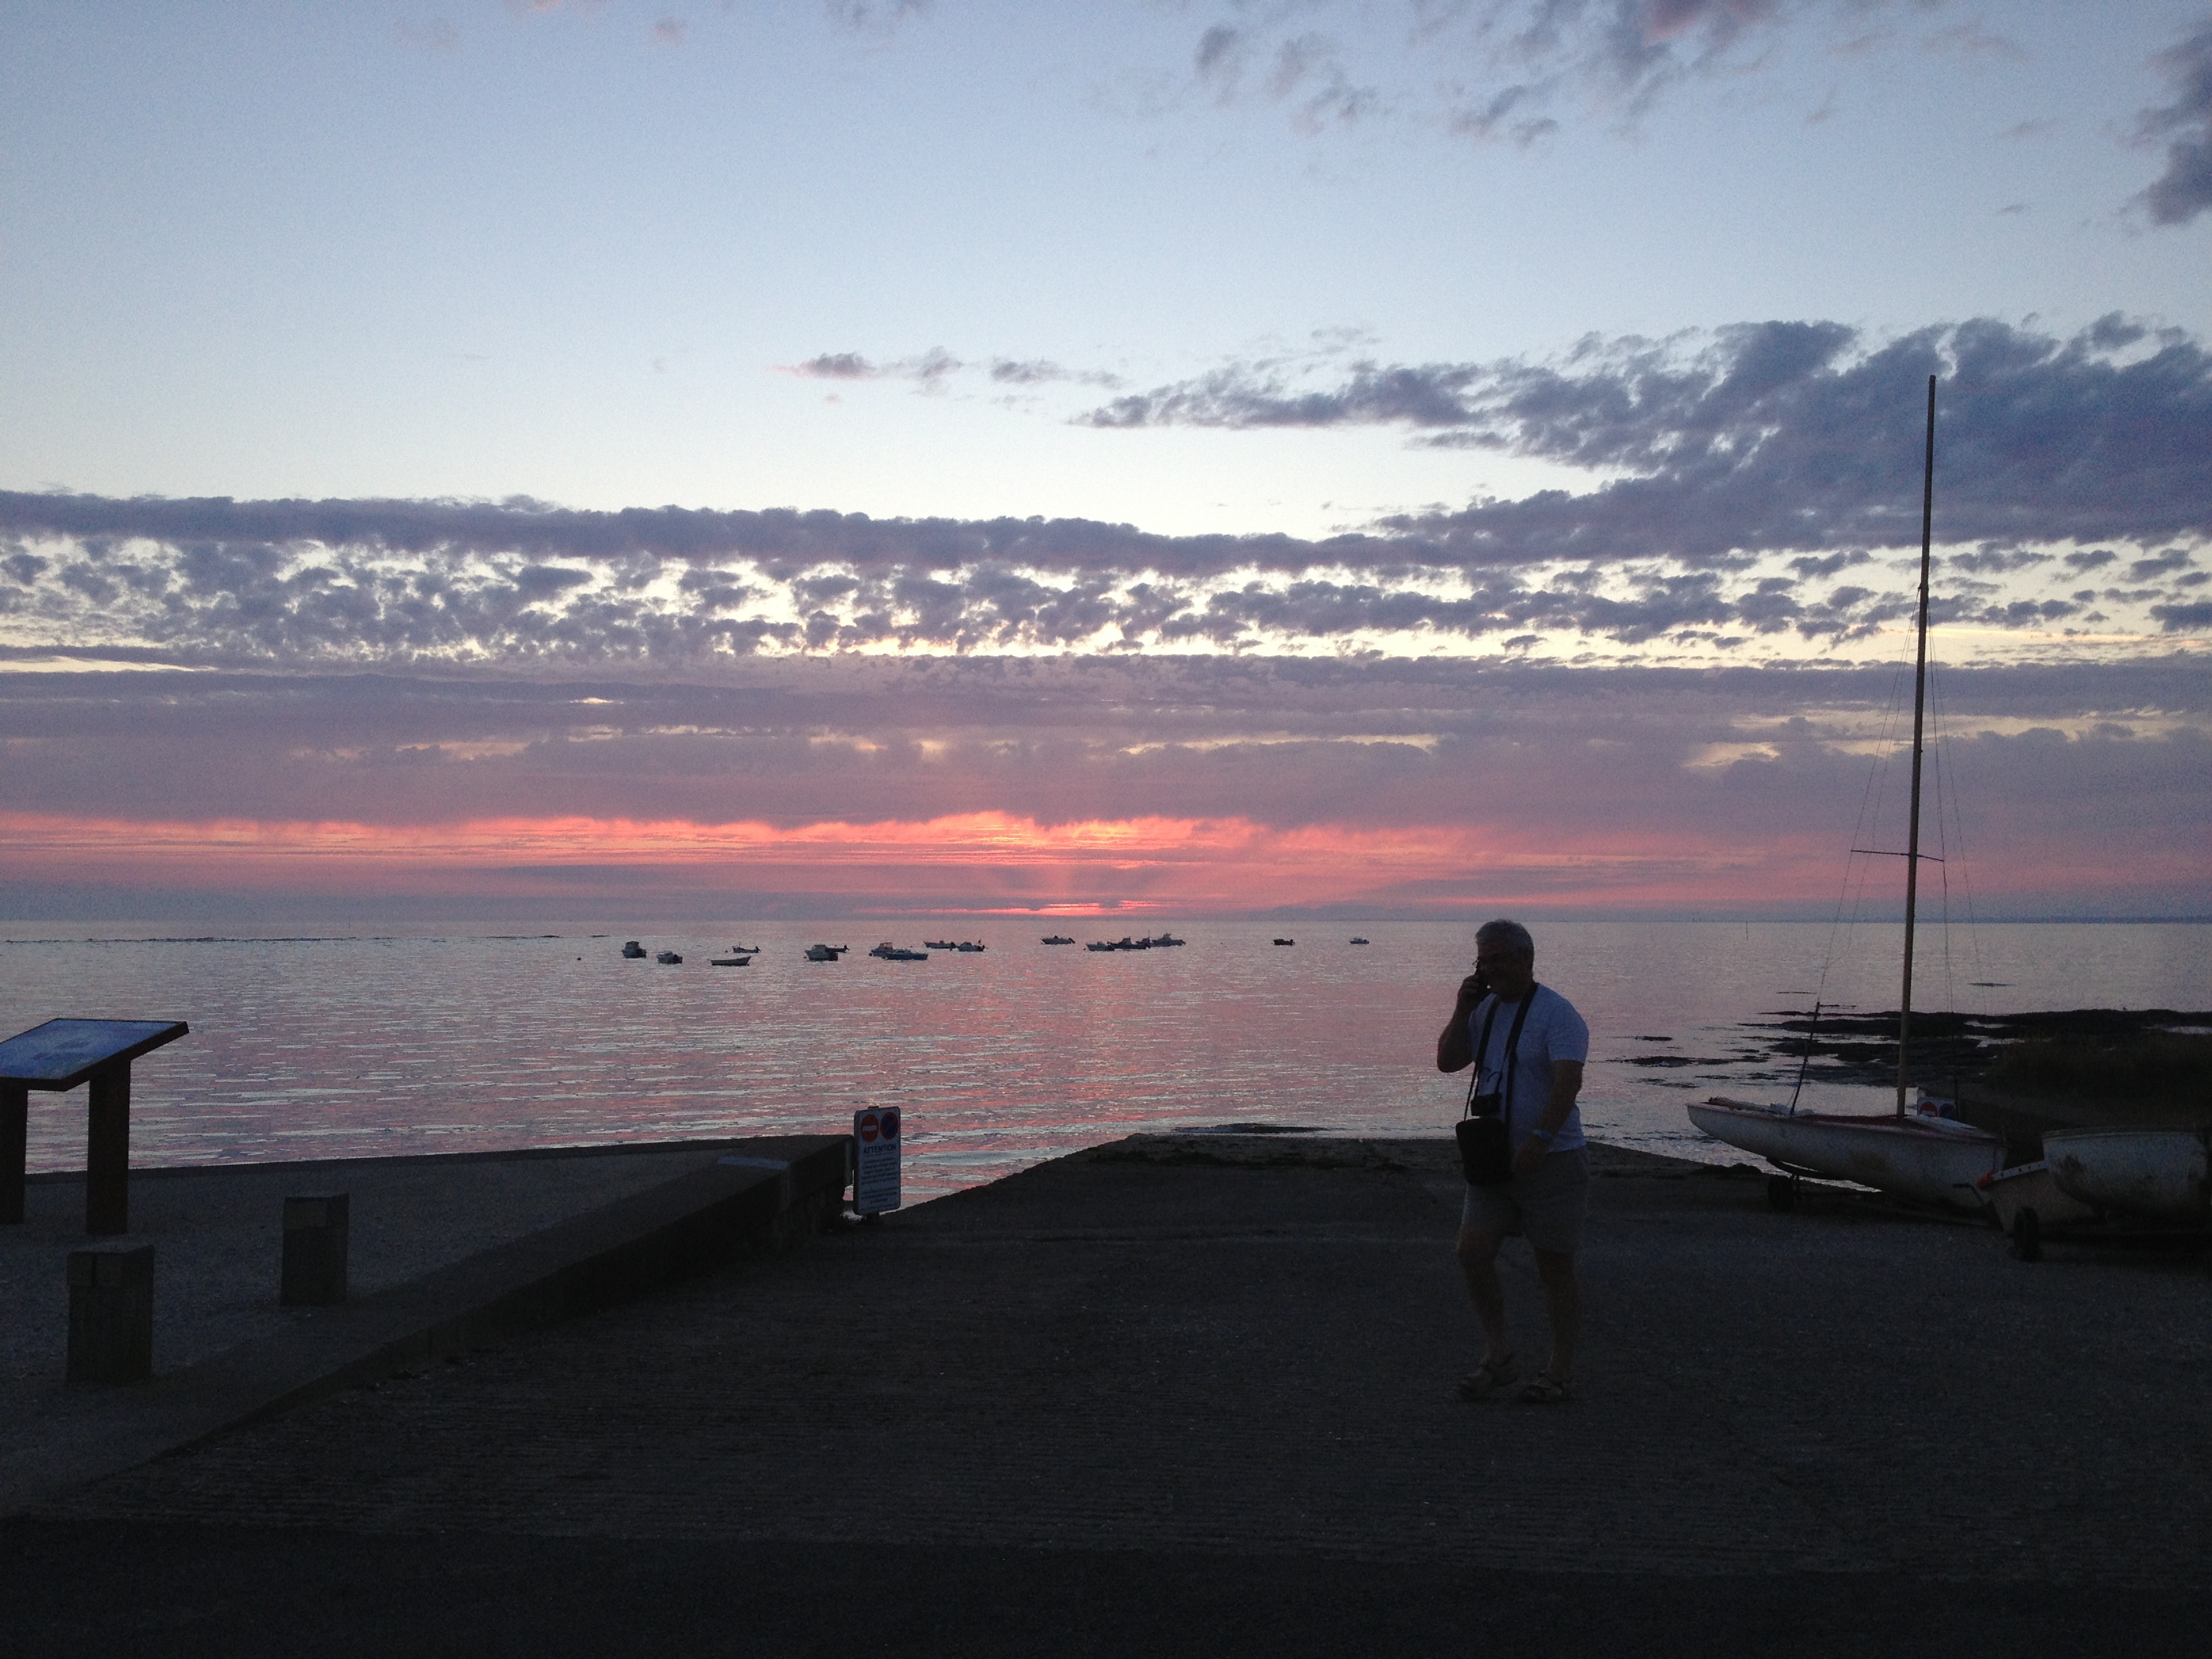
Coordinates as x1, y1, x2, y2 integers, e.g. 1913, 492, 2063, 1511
804, 944, 848, 961
2045, 1128, 2210, 1223
1688, 1097, 2004, 1212
1687, 383, 2008, 1219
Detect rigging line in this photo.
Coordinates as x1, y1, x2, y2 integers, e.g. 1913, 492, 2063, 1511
1930, 660, 1991, 1013
1824, 655, 1912, 998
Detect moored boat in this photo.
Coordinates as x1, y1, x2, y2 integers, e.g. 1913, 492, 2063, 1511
1689, 1097, 2003, 1210
1686, 378, 2006, 1215
804, 943, 848, 961
655, 949, 682, 965
2045, 1128, 2210, 1223
621, 940, 647, 958
1042, 935, 1075, 945
709, 956, 751, 967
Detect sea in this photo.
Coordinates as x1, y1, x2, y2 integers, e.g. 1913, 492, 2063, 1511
3, 919, 2205, 1200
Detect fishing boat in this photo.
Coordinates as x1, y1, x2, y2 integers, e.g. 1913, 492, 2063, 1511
804, 943, 848, 961
1349, 937, 1370, 945
1272, 938, 1294, 947
867, 942, 928, 961
1687, 377, 2005, 1213
924, 940, 956, 951
655, 949, 683, 965
708, 956, 752, 968
1042, 935, 1075, 945
956, 941, 985, 952
1145, 933, 1184, 947
621, 941, 647, 958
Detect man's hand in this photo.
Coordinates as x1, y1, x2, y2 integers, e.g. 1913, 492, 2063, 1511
1511, 1135, 1549, 1178
1437, 971, 1492, 1073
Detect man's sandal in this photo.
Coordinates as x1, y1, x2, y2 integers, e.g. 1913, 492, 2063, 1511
1456, 1355, 1517, 1400
1519, 1372, 1573, 1404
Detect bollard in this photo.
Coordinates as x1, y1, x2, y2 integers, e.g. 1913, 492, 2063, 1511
66, 1244, 155, 1383
281, 1193, 350, 1305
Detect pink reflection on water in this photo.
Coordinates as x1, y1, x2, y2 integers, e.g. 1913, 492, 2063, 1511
1, 920, 2204, 1198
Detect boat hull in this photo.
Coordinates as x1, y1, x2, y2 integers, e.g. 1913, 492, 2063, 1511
2045, 1128, 2210, 1223
1979, 1161, 2098, 1232
1687, 1098, 2004, 1210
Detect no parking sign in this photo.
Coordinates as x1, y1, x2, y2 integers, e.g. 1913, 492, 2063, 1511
854, 1106, 902, 1214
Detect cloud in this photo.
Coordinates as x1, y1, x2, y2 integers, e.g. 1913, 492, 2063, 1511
651, 16, 687, 46
2133, 16, 2212, 225
789, 350, 1122, 391
1084, 315, 2212, 558
825, 0, 931, 38
1181, 1, 1946, 143
4, 314, 2207, 663
2, 655, 2205, 918
787, 347, 962, 387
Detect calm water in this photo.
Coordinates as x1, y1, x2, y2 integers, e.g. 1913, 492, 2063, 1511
2, 920, 2205, 1199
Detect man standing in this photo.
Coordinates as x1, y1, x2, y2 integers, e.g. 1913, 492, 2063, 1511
1435, 918, 1591, 1404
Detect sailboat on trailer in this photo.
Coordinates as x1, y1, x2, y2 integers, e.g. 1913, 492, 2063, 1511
1687, 376, 2005, 1212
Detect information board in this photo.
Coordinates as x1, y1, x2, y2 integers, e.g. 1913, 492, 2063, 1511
853, 1107, 902, 1214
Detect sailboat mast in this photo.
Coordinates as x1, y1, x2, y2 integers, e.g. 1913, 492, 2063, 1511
1897, 373, 1937, 1118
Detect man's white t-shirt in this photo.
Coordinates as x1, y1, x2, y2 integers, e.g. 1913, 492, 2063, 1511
1467, 984, 1591, 1152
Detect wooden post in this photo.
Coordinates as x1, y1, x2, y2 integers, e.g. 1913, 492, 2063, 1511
1, 1082, 26, 1225
86, 1064, 130, 1236
281, 1193, 350, 1305
67, 1244, 156, 1383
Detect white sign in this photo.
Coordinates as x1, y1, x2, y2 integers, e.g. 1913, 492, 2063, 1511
854, 1107, 902, 1214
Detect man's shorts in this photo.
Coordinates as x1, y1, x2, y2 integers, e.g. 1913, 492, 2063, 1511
1459, 1147, 1591, 1253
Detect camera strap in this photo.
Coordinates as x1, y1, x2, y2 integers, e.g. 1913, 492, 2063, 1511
1461, 985, 1539, 1122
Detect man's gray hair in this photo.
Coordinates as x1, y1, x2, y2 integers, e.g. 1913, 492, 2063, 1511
1475, 918, 1535, 957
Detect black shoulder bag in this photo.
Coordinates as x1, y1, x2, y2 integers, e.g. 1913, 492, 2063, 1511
1456, 987, 1536, 1188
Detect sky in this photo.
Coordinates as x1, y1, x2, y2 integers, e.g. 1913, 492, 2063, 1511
1, 1, 2207, 922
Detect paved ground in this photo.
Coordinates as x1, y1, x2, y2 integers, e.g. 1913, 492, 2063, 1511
8, 1136, 2210, 1656
3, 1142, 762, 1397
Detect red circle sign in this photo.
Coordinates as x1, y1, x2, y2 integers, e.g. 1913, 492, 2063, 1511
857, 1111, 880, 1143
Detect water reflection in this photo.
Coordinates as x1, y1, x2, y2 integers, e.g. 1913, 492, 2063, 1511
1, 920, 2202, 1198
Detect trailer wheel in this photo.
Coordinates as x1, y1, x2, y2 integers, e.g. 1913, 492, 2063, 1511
2009, 1208, 2042, 1263
1766, 1174, 1797, 1213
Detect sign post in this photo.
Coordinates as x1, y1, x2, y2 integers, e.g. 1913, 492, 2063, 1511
853, 1107, 902, 1216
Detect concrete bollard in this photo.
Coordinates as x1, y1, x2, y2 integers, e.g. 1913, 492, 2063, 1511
66, 1244, 155, 1383
281, 1193, 350, 1305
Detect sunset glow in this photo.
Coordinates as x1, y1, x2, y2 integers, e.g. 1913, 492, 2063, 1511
0, 808, 1888, 916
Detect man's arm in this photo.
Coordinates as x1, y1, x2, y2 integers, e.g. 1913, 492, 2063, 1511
1511, 1060, 1584, 1172
1436, 975, 1486, 1073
